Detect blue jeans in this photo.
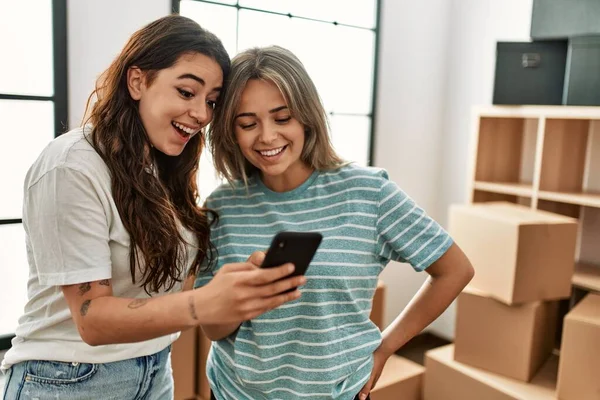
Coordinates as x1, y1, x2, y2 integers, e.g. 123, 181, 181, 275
2, 346, 173, 400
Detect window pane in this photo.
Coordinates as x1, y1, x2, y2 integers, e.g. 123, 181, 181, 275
180, 0, 238, 57
0, 100, 55, 219
321, 25, 375, 115
189, 0, 237, 5
237, 10, 375, 114
0, 0, 54, 96
0, 224, 28, 337
329, 115, 371, 166
239, 0, 377, 28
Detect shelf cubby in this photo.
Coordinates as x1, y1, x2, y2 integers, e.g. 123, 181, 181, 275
537, 199, 581, 219
572, 262, 600, 293
539, 118, 589, 193
468, 106, 600, 298
473, 117, 537, 190
582, 119, 600, 192
472, 189, 531, 207
578, 206, 600, 265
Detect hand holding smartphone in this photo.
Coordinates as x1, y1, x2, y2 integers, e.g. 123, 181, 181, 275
261, 231, 322, 292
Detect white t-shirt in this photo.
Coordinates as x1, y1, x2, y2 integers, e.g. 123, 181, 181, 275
2, 127, 197, 370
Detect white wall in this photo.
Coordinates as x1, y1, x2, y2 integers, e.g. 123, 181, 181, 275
375, 0, 532, 338
67, 0, 171, 127
372, 0, 452, 337
433, 0, 533, 338
373, 0, 533, 339
439, 0, 534, 223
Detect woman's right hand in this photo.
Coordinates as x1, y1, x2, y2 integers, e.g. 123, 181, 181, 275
198, 252, 305, 325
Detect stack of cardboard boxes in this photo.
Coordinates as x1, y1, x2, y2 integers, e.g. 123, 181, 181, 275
425, 202, 600, 399
369, 281, 424, 400
172, 279, 429, 400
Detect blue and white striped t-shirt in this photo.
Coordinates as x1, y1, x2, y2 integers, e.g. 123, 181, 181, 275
195, 164, 453, 400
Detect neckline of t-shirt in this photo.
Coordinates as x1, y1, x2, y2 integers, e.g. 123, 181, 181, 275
253, 169, 321, 200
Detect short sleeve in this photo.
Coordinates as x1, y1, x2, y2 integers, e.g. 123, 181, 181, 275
375, 171, 453, 271
24, 167, 112, 286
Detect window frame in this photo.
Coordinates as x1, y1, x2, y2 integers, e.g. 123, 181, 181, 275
0, 0, 68, 350
172, 0, 382, 166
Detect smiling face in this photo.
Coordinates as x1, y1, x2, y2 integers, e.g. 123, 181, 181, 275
234, 79, 313, 192
128, 52, 223, 156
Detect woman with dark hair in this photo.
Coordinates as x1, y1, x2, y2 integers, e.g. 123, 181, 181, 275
1, 16, 302, 399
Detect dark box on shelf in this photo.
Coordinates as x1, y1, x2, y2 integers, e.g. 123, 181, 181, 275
564, 35, 600, 106
531, 0, 600, 39
493, 41, 568, 105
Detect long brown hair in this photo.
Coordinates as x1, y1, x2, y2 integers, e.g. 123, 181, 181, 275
84, 15, 230, 293
210, 46, 345, 185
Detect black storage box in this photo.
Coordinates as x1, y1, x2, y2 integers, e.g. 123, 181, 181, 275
531, 0, 600, 39
493, 41, 568, 105
564, 36, 600, 106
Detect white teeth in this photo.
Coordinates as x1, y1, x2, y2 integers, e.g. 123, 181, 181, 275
259, 146, 285, 157
172, 121, 198, 135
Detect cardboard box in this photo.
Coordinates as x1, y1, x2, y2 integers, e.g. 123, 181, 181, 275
449, 202, 577, 304
557, 293, 600, 400
371, 355, 424, 400
172, 327, 198, 400
424, 345, 558, 400
370, 279, 386, 330
197, 328, 212, 400
455, 287, 558, 382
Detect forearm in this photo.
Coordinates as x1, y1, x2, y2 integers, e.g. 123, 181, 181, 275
379, 266, 473, 356
76, 291, 202, 346
201, 322, 242, 341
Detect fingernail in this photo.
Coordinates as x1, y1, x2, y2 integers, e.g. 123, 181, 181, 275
287, 264, 295, 273
360, 394, 367, 400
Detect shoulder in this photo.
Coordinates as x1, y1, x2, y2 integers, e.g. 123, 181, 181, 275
205, 179, 257, 209
316, 163, 391, 188
25, 126, 109, 190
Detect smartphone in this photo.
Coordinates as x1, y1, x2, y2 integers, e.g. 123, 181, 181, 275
261, 231, 323, 281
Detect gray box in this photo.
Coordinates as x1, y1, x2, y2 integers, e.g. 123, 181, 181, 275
531, 0, 600, 39
564, 36, 600, 106
493, 41, 568, 105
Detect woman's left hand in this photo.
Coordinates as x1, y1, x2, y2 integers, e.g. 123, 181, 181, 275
357, 345, 392, 400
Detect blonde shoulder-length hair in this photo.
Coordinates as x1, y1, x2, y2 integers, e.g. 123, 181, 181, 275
209, 45, 346, 185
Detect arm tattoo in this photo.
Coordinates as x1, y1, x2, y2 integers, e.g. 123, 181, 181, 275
128, 299, 149, 309
80, 300, 91, 316
188, 296, 198, 321
99, 280, 110, 286
78, 282, 91, 296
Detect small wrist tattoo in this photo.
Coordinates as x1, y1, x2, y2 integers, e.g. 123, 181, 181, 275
188, 296, 198, 321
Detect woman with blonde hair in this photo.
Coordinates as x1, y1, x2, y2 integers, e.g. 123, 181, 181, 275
196, 45, 474, 400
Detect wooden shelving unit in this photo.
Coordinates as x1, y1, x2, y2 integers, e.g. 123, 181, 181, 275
467, 105, 600, 294
573, 262, 600, 293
